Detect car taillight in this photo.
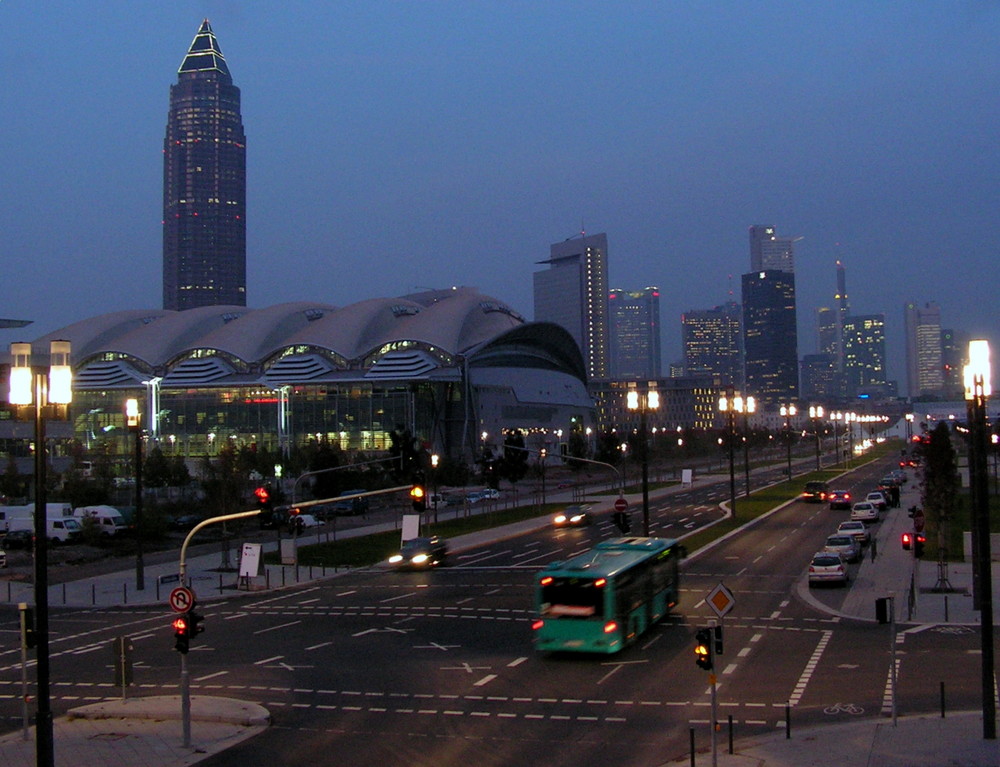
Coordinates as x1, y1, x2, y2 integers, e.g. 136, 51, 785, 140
603, 621, 618, 634
532, 620, 544, 631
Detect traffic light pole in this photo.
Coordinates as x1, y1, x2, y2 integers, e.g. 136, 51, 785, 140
181, 654, 191, 747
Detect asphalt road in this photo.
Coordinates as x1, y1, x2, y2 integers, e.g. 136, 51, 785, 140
0, 456, 989, 766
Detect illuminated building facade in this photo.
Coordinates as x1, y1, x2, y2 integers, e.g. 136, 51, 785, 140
842, 314, 887, 398
681, 301, 742, 387
742, 270, 799, 405
608, 287, 660, 379
533, 233, 610, 380
904, 301, 944, 398
163, 20, 247, 311
749, 225, 797, 272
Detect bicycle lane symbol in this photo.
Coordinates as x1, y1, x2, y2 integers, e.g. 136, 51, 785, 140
823, 702, 864, 715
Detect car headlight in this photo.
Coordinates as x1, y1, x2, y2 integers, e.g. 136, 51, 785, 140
570, 515, 584, 523
553, 515, 567, 524
388, 554, 403, 564
411, 553, 430, 564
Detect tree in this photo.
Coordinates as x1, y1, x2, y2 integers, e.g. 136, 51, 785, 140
500, 430, 528, 485
915, 422, 960, 559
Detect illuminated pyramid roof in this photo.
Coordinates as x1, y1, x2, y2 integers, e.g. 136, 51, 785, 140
178, 19, 231, 80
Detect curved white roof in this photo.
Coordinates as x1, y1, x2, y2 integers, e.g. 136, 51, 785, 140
28, 288, 538, 377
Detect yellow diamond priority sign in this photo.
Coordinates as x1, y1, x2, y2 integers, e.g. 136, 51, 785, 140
707, 582, 735, 618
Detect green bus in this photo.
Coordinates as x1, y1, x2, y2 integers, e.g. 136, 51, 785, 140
532, 536, 683, 654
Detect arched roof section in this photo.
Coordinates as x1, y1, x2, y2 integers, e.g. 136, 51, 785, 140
31, 310, 173, 363
91, 305, 249, 368
467, 322, 587, 384
281, 298, 425, 361
176, 301, 339, 364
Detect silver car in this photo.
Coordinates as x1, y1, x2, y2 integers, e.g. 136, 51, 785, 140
850, 501, 879, 524
824, 533, 861, 563
809, 551, 848, 586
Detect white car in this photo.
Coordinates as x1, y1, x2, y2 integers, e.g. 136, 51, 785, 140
837, 520, 871, 547
865, 491, 888, 511
808, 551, 848, 586
850, 501, 879, 524
290, 513, 323, 530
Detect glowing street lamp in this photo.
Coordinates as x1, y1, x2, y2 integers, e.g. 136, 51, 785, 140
779, 404, 796, 479
964, 339, 995, 740
809, 405, 824, 470
627, 387, 660, 536
8, 340, 73, 767
125, 398, 145, 592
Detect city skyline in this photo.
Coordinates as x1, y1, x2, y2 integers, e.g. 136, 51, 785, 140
2, 3, 998, 388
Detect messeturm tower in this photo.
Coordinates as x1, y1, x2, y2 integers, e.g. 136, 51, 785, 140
162, 20, 246, 310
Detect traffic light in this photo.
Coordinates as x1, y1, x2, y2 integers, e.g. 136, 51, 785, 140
713, 625, 723, 656
914, 532, 925, 558
695, 628, 713, 670
173, 613, 190, 654
901, 532, 912, 550
254, 485, 273, 513
410, 478, 426, 512
188, 609, 204, 640
613, 511, 631, 534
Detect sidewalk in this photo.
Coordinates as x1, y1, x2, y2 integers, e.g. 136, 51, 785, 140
4, 465, 999, 767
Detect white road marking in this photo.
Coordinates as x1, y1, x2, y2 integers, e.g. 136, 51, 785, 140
473, 674, 497, 687
254, 620, 301, 635
380, 592, 417, 603
195, 671, 229, 682
306, 641, 332, 651
508, 657, 528, 667
788, 630, 832, 706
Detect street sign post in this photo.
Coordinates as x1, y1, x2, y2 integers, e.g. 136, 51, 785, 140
614, 497, 628, 512
706, 582, 736, 619
912, 509, 925, 533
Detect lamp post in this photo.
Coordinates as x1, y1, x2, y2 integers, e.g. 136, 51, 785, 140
125, 398, 145, 591
9, 339, 73, 767
992, 433, 999, 497
627, 387, 660, 537
718, 389, 738, 519
780, 404, 796, 479
845, 412, 857, 466
431, 453, 440, 523
964, 339, 996, 740
809, 405, 824, 471
736, 395, 756, 498
905, 412, 914, 446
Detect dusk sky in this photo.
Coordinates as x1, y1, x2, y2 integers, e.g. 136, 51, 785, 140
3, 2, 998, 387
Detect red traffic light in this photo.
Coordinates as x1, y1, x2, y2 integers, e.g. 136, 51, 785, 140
253, 486, 270, 504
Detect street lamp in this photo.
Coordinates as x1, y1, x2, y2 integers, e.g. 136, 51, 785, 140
9, 339, 73, 767
125, 398, 145, 591
735, 395, 756, 498
905, 412, 915, 445
809, 405, 824, 471
964, 339, 995, 740
779, 404, 796, 479
430, 453, 440, 523
845, 412, 857, 465
627, 387, 660, 537
718, 389, 738, 519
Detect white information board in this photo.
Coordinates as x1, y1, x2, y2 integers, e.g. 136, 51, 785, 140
682, 469, 694, 487
401, 513, 421, 543
239, 542, 262, 577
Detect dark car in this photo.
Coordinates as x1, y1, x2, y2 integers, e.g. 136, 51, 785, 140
827, 490, 852, 510
388, 536, 448, 569
801, 481, 830, 503
334, 490, 369, 515
553, 504, 593, 527
2, 529, 33, 549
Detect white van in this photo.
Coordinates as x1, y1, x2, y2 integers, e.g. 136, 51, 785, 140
7, 516, 81, 544
74, 505, 128, 537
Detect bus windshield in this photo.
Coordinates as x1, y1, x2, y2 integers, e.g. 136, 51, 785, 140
540, 577, 605, 618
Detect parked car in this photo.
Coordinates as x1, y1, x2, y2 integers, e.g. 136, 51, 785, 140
2, 529, 33, 549
850, 501, 879, 524
289, 513, 323, 532
801, 481, 830, 503
388, 536, 448, 569
865, 491, 888, 511
824, 534, 861, 563
827, 490, 852, 510
836, 520, 871, 547
553, 504, 592, 527
808, 551, 848, 586
333, 490, 369, 516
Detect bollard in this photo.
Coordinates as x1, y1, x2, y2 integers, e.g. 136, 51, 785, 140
940, 681, 946, 718
944, 595, 949, 623
62, 583, 67, 605
282, 567, 286, 587
92, 583, 96, 606
785, 703, 791, 739
728, 714, 734, 753
123, 582, 127, 605
219, 572, 223, 594
266, 569, 270, 589
689, 727, 695, 767
156, 579, 160, 601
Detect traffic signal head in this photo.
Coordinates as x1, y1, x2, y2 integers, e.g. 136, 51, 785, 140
713, 625, 723, 656
254, 485, 273, 512
188, 609, 204, 638
901, 532, 912, 550
172, 614, 190, 654
613, 511, 631, 534
19, 604, 36, 650
914, 533, 925, 558
410, 483, 426, 512
695, 628, 713, 670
